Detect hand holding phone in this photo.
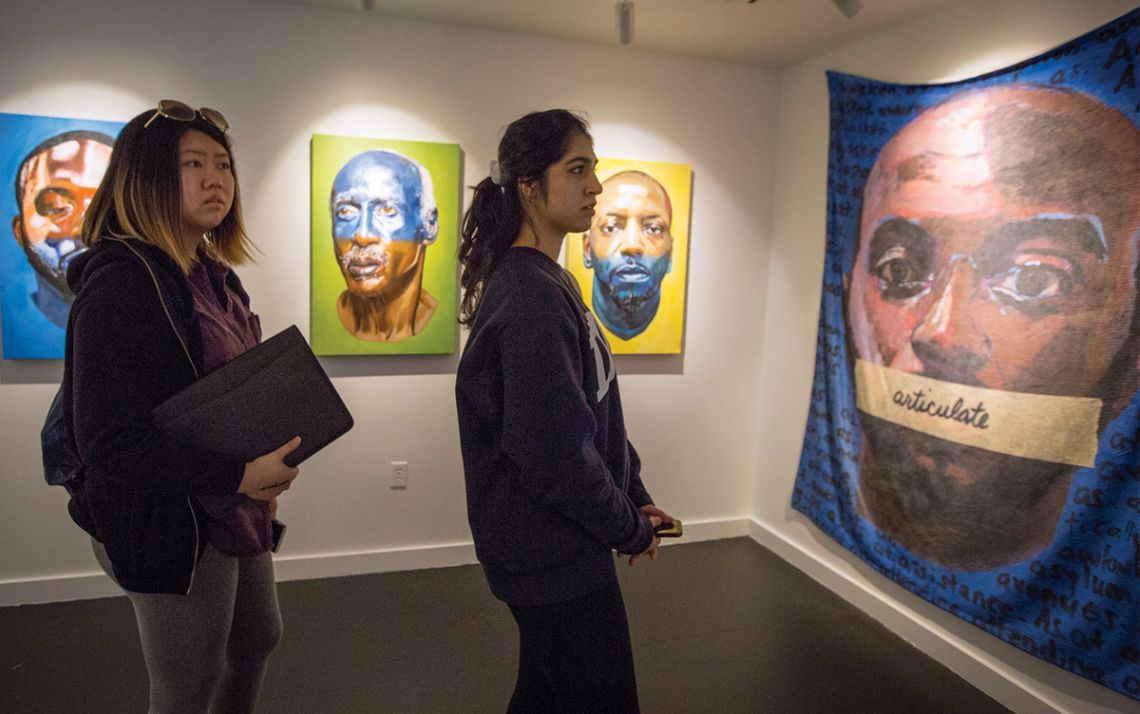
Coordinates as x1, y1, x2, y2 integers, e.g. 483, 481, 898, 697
654, 519, 683, 538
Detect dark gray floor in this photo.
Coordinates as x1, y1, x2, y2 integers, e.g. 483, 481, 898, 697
1, 538, 1011, 713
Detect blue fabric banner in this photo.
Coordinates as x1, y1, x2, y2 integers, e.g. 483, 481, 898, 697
793, 8, 1140, 700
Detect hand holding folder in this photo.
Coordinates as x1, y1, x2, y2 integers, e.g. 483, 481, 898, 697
153, 326, 354, 467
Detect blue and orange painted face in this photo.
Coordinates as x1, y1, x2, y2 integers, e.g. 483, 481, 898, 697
15, 138, 112, 295
330, 150, 438, 299
583, 171, 673, 339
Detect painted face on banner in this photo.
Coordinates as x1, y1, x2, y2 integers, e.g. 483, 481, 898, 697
850, 86, 1140, 400
845, 85, 1140, 569
584, 171, 674, 339
12, 136, 112, 295
331, 150, 438, 302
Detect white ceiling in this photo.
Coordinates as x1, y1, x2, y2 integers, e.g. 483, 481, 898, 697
268, 0, 961, 67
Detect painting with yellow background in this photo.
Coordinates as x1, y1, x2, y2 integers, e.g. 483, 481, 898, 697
565, 158, 691, 354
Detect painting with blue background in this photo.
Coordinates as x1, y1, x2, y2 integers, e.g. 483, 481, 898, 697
0, 113, 122, 359
793, 8, 1139, 700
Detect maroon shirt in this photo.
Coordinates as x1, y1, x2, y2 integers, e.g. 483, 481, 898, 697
187, 257, 271, 557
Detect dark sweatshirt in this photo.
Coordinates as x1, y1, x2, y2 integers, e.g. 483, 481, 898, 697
63, 238, 247, 594
455, 247, 655, 607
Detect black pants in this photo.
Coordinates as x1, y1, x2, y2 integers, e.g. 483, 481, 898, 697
506, 580, 640, 713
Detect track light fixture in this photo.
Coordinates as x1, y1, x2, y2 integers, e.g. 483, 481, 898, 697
616, 0, 634, 45
831, 0, 863, 19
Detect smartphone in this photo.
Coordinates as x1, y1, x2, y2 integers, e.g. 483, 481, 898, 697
654, 519, 683, 538
271, 520, 287, 553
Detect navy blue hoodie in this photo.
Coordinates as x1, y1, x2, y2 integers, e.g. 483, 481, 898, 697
456, 247, 655, 607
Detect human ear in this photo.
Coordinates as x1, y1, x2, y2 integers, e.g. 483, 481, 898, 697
518, 179, 539, 203
582, 234, 593, 268
517, 182, 543, 221
12, 216, 24, 247
419, 207, 439, 245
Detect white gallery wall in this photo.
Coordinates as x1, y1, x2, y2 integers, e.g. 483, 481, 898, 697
3, 0, 1138, 712
0, 0, 775, 602
753, 1, 1139, 713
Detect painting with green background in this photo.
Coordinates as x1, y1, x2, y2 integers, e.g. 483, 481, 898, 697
310, 134, 459, 355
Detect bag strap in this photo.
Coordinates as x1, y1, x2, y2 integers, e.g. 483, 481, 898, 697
107, 237, 199, 380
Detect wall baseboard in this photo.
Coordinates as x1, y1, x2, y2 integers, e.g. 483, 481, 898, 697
0, 517, 750, 607
0, 573, 122, 607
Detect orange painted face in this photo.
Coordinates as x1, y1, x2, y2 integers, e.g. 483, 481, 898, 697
14, 138, 111, 289
330, 150, 438, 301
848, 86, 1140, 401
334, 237, 424, 299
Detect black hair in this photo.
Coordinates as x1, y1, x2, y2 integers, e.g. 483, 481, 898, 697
457, 109, 591, 326
82, 105, 252, 271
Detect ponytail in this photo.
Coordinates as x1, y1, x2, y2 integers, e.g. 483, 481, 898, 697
458, 176, 523, 325
458, 109, 591, 326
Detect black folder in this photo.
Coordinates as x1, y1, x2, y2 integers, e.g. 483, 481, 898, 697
153, 325, 354, 467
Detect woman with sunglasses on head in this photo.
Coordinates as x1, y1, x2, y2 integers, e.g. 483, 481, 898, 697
455, 109, 674, 712
60, 101, 300, 713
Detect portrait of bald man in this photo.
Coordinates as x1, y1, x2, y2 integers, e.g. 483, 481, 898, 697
329, 149, 439, 342
11, 130, 114, 328
582, 170, 675, 340
845, 84, 1140, 570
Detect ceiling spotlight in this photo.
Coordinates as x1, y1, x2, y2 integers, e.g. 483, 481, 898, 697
831, 0, 862, 19
616, 0, 634, 45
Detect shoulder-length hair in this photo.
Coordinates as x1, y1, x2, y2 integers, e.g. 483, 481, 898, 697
81, 106, 253, 272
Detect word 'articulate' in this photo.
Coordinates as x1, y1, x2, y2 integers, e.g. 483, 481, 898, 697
892, 389, 991, 430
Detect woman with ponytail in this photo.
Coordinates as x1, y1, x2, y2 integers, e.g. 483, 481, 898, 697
455, 109, 674, 712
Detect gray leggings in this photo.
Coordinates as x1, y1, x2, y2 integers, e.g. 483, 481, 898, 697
93, 538, 282, 714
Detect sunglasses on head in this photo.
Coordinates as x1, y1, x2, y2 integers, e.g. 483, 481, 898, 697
143, 99, 228, 133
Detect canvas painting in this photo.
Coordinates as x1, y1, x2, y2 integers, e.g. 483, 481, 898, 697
310, 134, 459, 355
0, 113, 121, 359
565, 158, 691, 354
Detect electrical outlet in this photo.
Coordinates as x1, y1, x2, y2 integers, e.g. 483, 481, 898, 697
391, 461, 408, 489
